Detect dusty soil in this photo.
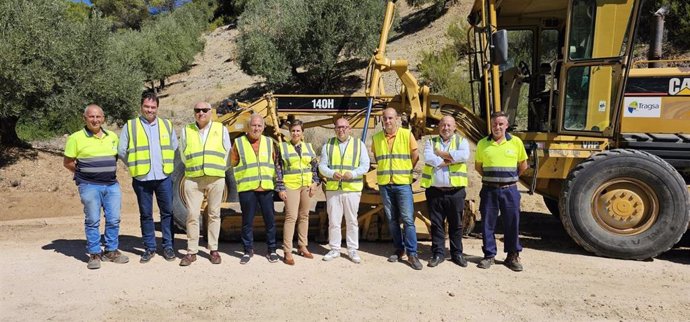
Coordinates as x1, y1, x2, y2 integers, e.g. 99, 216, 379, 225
1, 2, 689, 321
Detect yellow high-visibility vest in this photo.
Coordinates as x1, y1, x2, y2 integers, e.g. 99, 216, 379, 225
420, 134, 468, 188
126, 117, 174, 177
279, 141, 315, 190
233, 135, 275, 192
183, 122, 227, 178
373, 128, 413, 185
324, 137, 363, 192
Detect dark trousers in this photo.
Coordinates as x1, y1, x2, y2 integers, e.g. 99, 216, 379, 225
479, 185, 522, 258
425, 186, 465, 257
132, 177, 173, 251
239, 190, 277, 252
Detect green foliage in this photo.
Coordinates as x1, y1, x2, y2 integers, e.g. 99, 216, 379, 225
113, 1, 210, 89
417, 22, 472, 105
93, 0, 149, 30
639, 0, 690, 52
65, 1, 91, 22
236, 0, 385, 92
0, 0, 144, 143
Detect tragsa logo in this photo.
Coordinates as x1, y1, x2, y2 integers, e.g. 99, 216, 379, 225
623, 97, 661, 118
627, 100, 639, 114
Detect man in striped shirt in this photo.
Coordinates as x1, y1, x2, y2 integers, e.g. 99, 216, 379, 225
64, 104, 129, 270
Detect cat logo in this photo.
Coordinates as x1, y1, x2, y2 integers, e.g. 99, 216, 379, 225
668, 78, 690, 95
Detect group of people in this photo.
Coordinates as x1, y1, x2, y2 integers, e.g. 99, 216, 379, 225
64, 92, 528, 272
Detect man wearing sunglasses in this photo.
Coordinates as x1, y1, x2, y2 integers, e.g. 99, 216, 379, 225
118, 92, 178, 264
178, 102, 231, 266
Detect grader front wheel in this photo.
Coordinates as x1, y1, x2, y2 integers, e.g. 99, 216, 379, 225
560, 149, 690, 259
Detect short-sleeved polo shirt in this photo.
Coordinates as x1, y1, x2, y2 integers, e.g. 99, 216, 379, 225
64, 127, 119, 185
475, 133, 527, 183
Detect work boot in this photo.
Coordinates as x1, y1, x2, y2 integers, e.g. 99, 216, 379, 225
102, 250, 129, 264
140, 249, 156, 263
162, 248, 176, 261
477, 257, 494, 269
179, 254, 197, 266
407, 254, 423, 270
504, 252, 523, 272
428, 254, 444, 267
451, 254, 468, 268
87, 254, 101, 270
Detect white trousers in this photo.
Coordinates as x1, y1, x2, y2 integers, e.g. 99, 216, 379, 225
326, 190, 361, 251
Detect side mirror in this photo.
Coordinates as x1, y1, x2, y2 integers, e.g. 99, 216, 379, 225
490, 29, 508, 66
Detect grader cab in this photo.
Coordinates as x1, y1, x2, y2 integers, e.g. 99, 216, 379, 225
172, 0, 690, 260
465, 0, 690, 259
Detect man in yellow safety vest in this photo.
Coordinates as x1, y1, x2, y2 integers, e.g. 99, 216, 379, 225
372, 107, 422, 270
118, 92, 178, 264
178, 102, 231, 266
230, 114, 279, 264
318, 117, 370, 264
420, 115, 470, 268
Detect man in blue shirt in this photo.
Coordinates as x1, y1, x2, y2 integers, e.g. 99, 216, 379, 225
118, 92, 179, 263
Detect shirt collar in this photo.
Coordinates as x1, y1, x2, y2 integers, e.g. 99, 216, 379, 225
139, 116, 157, 125
83, 126, 107, 137
488, 132, 512, 142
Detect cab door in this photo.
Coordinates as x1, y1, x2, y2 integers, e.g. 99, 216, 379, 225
558, 0, 641, 135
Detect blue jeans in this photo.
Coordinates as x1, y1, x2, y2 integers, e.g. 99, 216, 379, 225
78, 182, 122, 255
479, 185, 522, 258
239, 190, 277, 252
380, 184, 418, 256
132, 176, 173, 251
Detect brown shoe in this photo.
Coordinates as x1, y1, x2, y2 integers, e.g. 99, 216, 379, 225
179, 254, 197, 266
102, 250, 129, 264
283, 253, 295, 266
297, 247, 314, 259
210, 251, 221, 264
504, 252, 523, 272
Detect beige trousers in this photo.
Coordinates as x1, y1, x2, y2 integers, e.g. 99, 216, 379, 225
184, 176, 225, 254
282, 186, 312, 253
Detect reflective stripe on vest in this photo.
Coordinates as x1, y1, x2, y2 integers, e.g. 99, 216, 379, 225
373, 128, 413, 185
126, 117, 174, 177
420, 134, 468, 188
280, 141, 314, 190
325, 136, 363, 191
183, 122, 226, 178
233, 135, 275, 192
477, 135, 521, 183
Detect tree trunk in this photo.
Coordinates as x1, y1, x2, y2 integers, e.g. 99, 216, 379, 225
159, 78, 166, 90
0, 115, 27, 147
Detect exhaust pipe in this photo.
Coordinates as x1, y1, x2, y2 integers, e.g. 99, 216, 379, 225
648, 6, 669, 68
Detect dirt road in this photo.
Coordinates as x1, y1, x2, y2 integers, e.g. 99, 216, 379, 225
1, 203, 689, 320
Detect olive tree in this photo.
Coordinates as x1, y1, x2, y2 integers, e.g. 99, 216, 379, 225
236, 0, 385, 92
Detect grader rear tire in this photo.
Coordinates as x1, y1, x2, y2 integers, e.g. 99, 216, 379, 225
559, 149, 690, 259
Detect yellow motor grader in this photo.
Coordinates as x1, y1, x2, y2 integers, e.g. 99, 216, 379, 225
173, 0, 690, 259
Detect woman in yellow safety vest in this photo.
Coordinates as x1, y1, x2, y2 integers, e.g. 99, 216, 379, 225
276, 120, 321, 265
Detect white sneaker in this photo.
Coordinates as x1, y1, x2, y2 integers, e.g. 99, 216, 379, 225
348, 250, 361, 264
322, 250, 340, 261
